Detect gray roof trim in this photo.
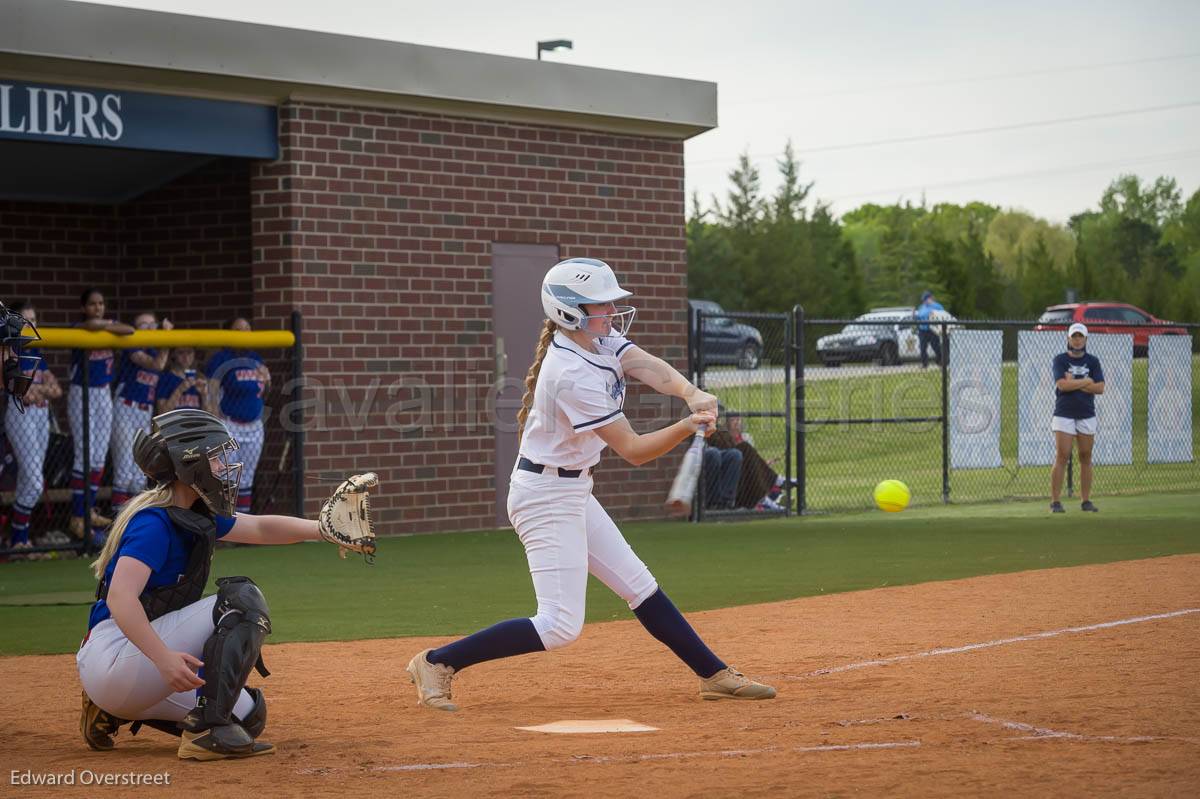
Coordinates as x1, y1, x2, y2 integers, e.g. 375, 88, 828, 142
0, 0, 718, 139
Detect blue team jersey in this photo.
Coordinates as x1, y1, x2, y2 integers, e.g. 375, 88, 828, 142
18, 347, 51, 408
70, 347, 115, 387
157, 369, 205, 409
86, 507, 237, 630
1052, 352, 1104, 420
206, 349, 265, 422
114, 349, 161, 404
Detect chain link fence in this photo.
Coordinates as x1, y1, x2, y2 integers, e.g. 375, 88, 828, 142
1, 315, 303, 561
793, 308, 1199, 513
689, 305, 792, 521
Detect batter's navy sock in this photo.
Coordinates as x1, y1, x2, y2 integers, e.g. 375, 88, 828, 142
633, 588, 726, 678
427, 618, 545, 672
70, 472, 86, 517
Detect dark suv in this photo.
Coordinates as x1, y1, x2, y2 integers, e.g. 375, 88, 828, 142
1035, 302, 1186, 356
689, 299, 764, 369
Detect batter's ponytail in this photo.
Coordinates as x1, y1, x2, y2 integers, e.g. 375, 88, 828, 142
90, 484, 175, 580
516, 320, 558, 440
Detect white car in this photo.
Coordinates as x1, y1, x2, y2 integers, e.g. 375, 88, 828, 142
817, 307, 959, 366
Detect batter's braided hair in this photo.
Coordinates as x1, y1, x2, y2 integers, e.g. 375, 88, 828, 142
516, 320, 558, 440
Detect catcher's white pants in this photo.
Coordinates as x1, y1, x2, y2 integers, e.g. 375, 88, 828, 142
111, 400, 153, 496
507, 467, 658, 650
4, 403, 48, 510
68, 384, 113, 472
223, 417, 264, 494
77, 595, 257, 722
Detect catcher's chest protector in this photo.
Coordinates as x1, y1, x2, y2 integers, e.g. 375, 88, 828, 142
96, 506, 217, 622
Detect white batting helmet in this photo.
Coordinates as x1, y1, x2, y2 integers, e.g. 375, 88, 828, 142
541, 258, 635, 335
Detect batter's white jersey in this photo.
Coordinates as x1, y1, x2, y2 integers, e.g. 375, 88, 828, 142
519, 331, 634, 470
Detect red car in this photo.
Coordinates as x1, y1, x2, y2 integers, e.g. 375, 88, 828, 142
1035, 302, 1187, 356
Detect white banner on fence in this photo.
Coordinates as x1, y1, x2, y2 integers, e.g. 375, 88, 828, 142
1148, 335, 1194, 463
949, 330, 1002, 469
1017, 331, 1061, 466
1087, 334, 1133, 465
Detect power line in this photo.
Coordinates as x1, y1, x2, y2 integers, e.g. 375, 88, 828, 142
823, 147, 1200, 204
688, 100, 1200, 166
726, 51, 1200, 107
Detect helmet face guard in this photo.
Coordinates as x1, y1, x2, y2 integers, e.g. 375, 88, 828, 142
183, 438, 243, 517
579, 305, 637, 338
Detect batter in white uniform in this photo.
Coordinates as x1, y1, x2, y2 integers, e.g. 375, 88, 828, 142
406, 258, 777, 710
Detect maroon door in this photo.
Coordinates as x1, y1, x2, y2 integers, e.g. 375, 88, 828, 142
492, 243, 559, 527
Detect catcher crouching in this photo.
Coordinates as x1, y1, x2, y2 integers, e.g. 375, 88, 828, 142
76, 409, 377, 760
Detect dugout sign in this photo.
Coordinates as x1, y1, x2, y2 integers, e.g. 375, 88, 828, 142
0, 80, 278, 159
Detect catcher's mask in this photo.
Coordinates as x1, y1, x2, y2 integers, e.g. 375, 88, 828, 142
133, 409, 243, 516
1, 302, 42, 409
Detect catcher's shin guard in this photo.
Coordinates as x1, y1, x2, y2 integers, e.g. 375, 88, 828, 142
182, 577, 271, 732
81, 691, 129, 751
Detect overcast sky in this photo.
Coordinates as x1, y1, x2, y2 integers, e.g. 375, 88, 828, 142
86, 0, 1200, 224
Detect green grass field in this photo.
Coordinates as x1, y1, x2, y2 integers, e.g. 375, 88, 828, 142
2, 493, 1197, 657
710, 355, 1199, 511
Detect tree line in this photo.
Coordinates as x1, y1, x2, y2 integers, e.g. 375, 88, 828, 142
687, 143, 1200, 325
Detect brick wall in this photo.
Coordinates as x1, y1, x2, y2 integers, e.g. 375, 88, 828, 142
251, 102, 689, 533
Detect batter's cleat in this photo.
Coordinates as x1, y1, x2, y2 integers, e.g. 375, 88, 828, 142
177, 724, 275, 761
1050, 501, 1066, 513
90, 509, 113, 528
1080, 500, 1099, 512
81, 691, 129, 751
699, 667, 777, 701
406, 649, 459, 711
68, 516, 86, 540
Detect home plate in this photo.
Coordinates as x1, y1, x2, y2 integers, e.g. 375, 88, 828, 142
516, 719, 659, 734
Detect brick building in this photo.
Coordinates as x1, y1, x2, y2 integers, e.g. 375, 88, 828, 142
0, 1, 717, 534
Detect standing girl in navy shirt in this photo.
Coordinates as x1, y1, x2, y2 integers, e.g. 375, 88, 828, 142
1050, 323, 1105, 513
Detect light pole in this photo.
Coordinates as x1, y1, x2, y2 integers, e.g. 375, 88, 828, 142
537, 39, 573, 61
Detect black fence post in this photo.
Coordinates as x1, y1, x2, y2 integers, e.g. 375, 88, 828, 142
693, 309, 706, 523
793, 304, 806, 514
81, 349, 93, 555
291, 310, 305, 519
784, 309, 793, 518
941, 321, 950, 504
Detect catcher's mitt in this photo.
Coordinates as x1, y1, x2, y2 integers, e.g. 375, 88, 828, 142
318, 472, 378, 563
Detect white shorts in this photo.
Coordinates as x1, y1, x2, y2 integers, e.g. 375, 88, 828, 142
1052, 416, 1097, 436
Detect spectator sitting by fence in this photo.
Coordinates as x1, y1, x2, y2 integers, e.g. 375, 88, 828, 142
702, 442, 742, 509
706, 412, 787, 512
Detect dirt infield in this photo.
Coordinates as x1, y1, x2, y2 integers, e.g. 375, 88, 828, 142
5, 555, 1199, 797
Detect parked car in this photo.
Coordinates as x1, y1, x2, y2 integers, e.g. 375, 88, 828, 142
1035, 302, 1187, 356
688, 299, 764, 369
817, 307, 959, 366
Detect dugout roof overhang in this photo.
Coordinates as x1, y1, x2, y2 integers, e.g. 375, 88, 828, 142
0, 0, 718, 204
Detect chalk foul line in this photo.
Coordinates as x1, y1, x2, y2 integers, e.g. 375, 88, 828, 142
788, 608, 1200, 679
